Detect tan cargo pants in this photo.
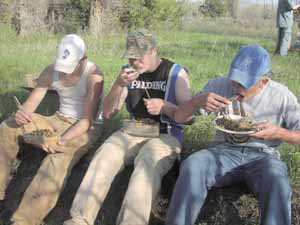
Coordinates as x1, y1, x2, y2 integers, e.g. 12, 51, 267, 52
64, 130, 181, 225
0, 113, 100, 225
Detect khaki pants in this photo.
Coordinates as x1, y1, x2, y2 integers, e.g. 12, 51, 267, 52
0, 113, 99, 225
64, 130, 181, 225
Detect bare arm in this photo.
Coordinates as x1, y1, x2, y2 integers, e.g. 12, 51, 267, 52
59, 65, 104, 144
250, 121, 300, 144
250, 93, 300, 144
102, 81, 128, 119
165, 68, 192, 119
103, 67, 139, 119
285, 0, 300, 10
277, 129, 300, 144
143, 68, 192, 119
15, 65, 53, 125
292, 4, 300, 10
174, 92, 230, 123
293, 3, 300, 10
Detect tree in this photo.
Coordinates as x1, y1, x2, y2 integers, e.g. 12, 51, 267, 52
89, 0, 109, 35
117, 0, 186, 29
15, 0, 49, 35
226, 0, 239, 19
199, 0, 226, 18
0, 0, 15, 24
46, 0, 66, 33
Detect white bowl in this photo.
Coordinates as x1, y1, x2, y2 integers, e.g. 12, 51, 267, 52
213, 115, 256, 135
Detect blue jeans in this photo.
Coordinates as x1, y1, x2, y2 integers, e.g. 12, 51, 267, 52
166, 144, 291, 225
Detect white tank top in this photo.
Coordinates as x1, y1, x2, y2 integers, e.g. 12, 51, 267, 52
51, 61, 94, 120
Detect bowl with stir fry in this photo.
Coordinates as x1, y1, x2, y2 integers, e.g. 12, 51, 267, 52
213, 114, 256, 135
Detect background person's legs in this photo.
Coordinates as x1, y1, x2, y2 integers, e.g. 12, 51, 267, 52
276, 27, 292, 56
275, 27, 284, 54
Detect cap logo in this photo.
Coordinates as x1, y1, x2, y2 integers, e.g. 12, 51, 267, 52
62, 49, 70, 59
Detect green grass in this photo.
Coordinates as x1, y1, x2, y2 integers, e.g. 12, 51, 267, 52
1, 22, 300, 184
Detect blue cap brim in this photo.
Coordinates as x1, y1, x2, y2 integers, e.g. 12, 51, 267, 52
228, 67, 257, 88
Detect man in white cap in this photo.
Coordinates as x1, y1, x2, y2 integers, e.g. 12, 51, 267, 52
0, 34, 104, 225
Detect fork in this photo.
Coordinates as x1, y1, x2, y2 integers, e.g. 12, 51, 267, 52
13, 96, 39, 130
221, 97, 245, 117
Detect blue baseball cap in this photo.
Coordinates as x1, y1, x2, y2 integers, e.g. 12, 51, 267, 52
228, 44, 271, 88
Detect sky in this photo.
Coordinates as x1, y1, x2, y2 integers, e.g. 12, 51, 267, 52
241, 0, 277, 5
189, 0, 277, 5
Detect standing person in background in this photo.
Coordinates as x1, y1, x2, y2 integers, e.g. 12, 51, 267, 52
275, 0, 300, 56
63, 28, 191, 225
291, 3, 300, 50
0, 34, 104, 225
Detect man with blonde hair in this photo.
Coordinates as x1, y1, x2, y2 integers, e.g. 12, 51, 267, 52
64, 28, 191, 225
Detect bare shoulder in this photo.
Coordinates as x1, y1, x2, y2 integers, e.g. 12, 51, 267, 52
86, 62, 104, 93
36, 64, 55, 87
176, 67, 190, 87
178, 67, 189, 80
175, 67, 192, 103
88, 63, 104, 80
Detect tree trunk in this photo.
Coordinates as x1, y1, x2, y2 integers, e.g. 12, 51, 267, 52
16, 0, 49, 35
46, 0, 65, 33
227, 0, 239, 19
89, 0, 108, 36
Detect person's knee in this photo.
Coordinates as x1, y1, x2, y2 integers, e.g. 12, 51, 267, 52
134, 141, 178, 171
262, 157, 287, 175
0, 120, 20, 159
85, 144, 126, 182
134, 150, 172, 173
63, 218, 90, 225
181, 150, 212, 177
261, 157, 290, 189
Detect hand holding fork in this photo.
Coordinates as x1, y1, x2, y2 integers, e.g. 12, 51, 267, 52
13, 96, 37, 128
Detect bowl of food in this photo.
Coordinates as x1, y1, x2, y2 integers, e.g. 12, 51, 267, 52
213, 114, 256, 135
23, 129, 59, 146
122, 118, 159, 137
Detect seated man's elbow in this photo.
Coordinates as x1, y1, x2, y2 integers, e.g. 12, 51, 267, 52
174, 112, 187, 123
80, 117, 92, 131
102, 111, 110, 119
103, 109, 118, 120
175, 112, 195, 124
102, 113, 111, 120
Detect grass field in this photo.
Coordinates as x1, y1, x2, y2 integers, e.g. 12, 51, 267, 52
1, 19, 300, 224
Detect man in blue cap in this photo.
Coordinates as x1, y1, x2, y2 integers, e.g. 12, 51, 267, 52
166, 44, 300, 225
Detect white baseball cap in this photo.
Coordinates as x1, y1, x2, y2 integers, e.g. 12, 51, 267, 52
54, 34, 86, 74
